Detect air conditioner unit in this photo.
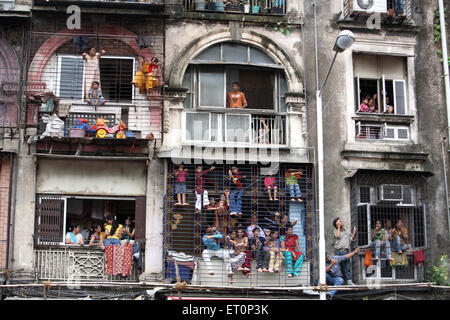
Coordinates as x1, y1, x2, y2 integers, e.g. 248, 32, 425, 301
379, 184, 403, 202
352, 0, 387, 13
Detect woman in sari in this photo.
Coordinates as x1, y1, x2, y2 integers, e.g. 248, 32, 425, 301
280, 226, 304, 278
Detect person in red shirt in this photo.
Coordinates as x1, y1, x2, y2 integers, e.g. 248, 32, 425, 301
226, 82, 248, 109
174, 163, 188, 206
195, 165, 215, 211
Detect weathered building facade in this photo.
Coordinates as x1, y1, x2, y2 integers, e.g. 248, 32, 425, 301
0, 0, 29, 272
0, 0, 449, 299
303, 0, 450, 286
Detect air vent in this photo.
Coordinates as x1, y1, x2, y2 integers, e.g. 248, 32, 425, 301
379, 185, 403, 201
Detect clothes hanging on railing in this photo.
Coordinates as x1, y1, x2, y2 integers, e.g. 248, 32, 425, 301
364, 249, 373, 269
104, 244, 133, 277
390, 252, 408, 266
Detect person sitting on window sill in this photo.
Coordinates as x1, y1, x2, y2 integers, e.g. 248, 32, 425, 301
369, 220, 393, 263
201, 225, 225, 276
65, 224, 84, 245
390, 219, 409, 254
86, 81, 105, 106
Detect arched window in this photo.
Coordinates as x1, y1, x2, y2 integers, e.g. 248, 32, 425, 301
182, 43, 288, 112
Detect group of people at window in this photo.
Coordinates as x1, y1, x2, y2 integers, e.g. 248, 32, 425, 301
65, 215, 135, 250
174, 163, 304, 214
78, 47, 161, 105
201, 212, 304, 284
325, 217, 410, 299
359, 93, 394, 114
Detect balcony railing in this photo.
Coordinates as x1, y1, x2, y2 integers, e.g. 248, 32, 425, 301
0, 0, 14, 10
184, 112, 287, 146
34, 246, 144, 282
342, 0, 413, 24
183, 0, 286, 15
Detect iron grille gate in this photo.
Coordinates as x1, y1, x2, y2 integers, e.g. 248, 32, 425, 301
350, 172, 429, 282
163, 161, 315, 287
34, 194, 66, 246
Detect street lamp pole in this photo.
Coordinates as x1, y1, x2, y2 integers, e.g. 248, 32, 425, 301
314, 2, 354, 300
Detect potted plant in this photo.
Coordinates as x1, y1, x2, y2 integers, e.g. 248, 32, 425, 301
194, 0, 207, 11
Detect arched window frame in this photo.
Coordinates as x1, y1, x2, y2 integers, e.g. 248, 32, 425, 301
182, 43, 288, 113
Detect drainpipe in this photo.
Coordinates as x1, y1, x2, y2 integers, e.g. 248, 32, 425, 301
438, 0, 450, 238
442, 139, 450, 239
439, 0, 450, 141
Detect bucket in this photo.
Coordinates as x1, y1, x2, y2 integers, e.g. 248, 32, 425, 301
69, 128, 86, 138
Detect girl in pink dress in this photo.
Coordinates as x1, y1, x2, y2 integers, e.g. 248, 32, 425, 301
264, 171, 278, 201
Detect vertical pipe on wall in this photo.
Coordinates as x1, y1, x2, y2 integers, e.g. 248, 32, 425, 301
442, 139, 450, 239
313, 2, 327, 301
439, 0, 450, 142
438, 0, 450, 238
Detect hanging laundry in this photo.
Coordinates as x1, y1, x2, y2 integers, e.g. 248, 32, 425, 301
390, 252, 408, 266
413, 250, 425, 266
364, 249, 372, 269
104, 244, 133, 277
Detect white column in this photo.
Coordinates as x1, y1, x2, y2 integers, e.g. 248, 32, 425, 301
142, 158, 166, 280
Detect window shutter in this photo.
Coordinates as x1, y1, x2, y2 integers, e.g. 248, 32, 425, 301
393, 80, 407, 115
59, 57, 84, 99
34, 195, 65, 245
354, 75, 360, 111
279, 72, 288, 113
134, 196, 146, 246
199, 66, 225, 108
